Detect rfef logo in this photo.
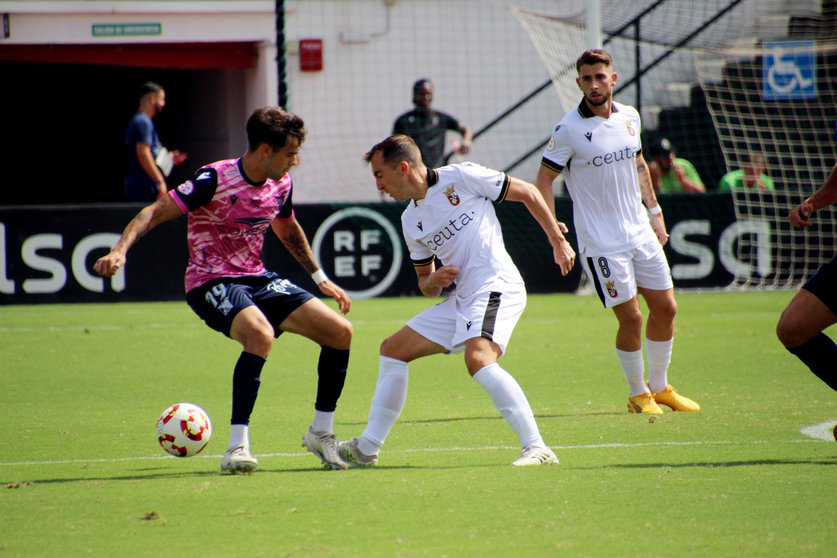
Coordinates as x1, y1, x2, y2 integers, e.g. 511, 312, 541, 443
311, 208, 403, 299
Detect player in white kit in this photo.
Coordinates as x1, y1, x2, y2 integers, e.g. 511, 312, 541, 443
338, 134, 576, 466
536, 49, 700, 414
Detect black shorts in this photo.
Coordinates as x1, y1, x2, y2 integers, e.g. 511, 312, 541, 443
802, 255, 837, 315
186, 272, 315, 338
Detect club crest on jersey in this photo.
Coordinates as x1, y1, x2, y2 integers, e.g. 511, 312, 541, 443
624, 121, 636, 137
444, 185, 460, 206
605, 281, 618, 298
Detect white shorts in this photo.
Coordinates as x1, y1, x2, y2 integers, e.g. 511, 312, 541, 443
581, 239, 672, 308
406, 283, 526, 354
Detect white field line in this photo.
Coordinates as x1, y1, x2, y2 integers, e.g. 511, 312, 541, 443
0, 323, 200, 333
0, 319, 408, 334
0, 438, 825, 467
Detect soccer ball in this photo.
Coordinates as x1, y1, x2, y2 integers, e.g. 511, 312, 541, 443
156, 403, 212, 457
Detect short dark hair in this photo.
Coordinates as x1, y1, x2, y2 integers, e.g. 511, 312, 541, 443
413, 78, 433, 92
364, 134, 422, 167
246, 106, 306, 151
138, 81, 163, 101
576, 49, 613, 73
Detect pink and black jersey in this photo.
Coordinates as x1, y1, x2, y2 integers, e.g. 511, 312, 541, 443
170, 158, 294, 293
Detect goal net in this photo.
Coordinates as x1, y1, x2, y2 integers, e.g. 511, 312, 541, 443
694, 41, 837, 289
514, 2, 837, 289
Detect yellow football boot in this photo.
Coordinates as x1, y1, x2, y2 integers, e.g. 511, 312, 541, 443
652, 384, 701, 412
627, 392, 664, 414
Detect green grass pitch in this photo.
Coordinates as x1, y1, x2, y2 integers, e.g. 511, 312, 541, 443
1, 291, 835, 557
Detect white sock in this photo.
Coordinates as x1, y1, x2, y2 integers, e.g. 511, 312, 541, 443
616, 348, 647, 396
472, 363, 544, 449
646, 337, 673, 394
311, 410, 334, 434
228, 424, 249, 451
359, 356, 409, 454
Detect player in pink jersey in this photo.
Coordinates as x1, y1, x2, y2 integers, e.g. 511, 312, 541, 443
95, 107, 353, 473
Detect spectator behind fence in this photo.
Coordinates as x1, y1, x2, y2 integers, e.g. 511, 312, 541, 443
718, 153, 775, 192
647, 137, 705, 194
124, 82, 188, 202
392, 78, 473, 169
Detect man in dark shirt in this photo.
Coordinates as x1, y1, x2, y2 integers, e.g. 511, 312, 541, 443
392, 79, 473, 169
124, 82, 187, 202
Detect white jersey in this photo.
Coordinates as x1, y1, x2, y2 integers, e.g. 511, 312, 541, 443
541, 100, 656, 254
401, 162, 524, 297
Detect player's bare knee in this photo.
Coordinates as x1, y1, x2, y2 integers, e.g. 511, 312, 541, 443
653, 299, 677, 323
464, 355, 490, 376
618, 308, 643, 331
330, 318, 353, 350
380, 335, 398, 357
776, 313, 802, 348
241, 326, 274, 356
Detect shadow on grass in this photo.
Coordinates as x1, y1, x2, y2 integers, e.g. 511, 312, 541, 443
3, 464, 426, 485
339, 410, 621, 427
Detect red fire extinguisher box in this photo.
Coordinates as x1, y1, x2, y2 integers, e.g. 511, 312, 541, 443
299, 38, 323, 71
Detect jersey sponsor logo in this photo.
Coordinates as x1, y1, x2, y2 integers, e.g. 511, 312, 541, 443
605, 280, 618, 298
217, 217, 272, 238
547, 136, 556, 151
444, 185, 461, 206
425, 211, 474, 251
233, 217, 271, 227
625, 121, 636, 136
196, 171, 213, 182
584, 131, 593, 142
417, 221, 423, 231
231, 194, 239, 205
591, 147, 638, 167
177, 181, 195, 196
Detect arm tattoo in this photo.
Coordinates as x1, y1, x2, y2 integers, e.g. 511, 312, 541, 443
280, 227, 317, 274
636, 159, 656, 206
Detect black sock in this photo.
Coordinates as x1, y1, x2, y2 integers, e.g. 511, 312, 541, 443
231, 352, 267, 424
315, 346, 349, 412
787, 333, 837, 391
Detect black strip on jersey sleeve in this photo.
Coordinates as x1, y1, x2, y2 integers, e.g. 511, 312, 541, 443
278, 185, 294, 219
540, 157, 564, 174
412, 255, 436, 268
178, 167, 218, 211
495, 174, 512, 203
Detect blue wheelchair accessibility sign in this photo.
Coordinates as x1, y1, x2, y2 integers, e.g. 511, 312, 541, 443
763, 40, 817, 100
